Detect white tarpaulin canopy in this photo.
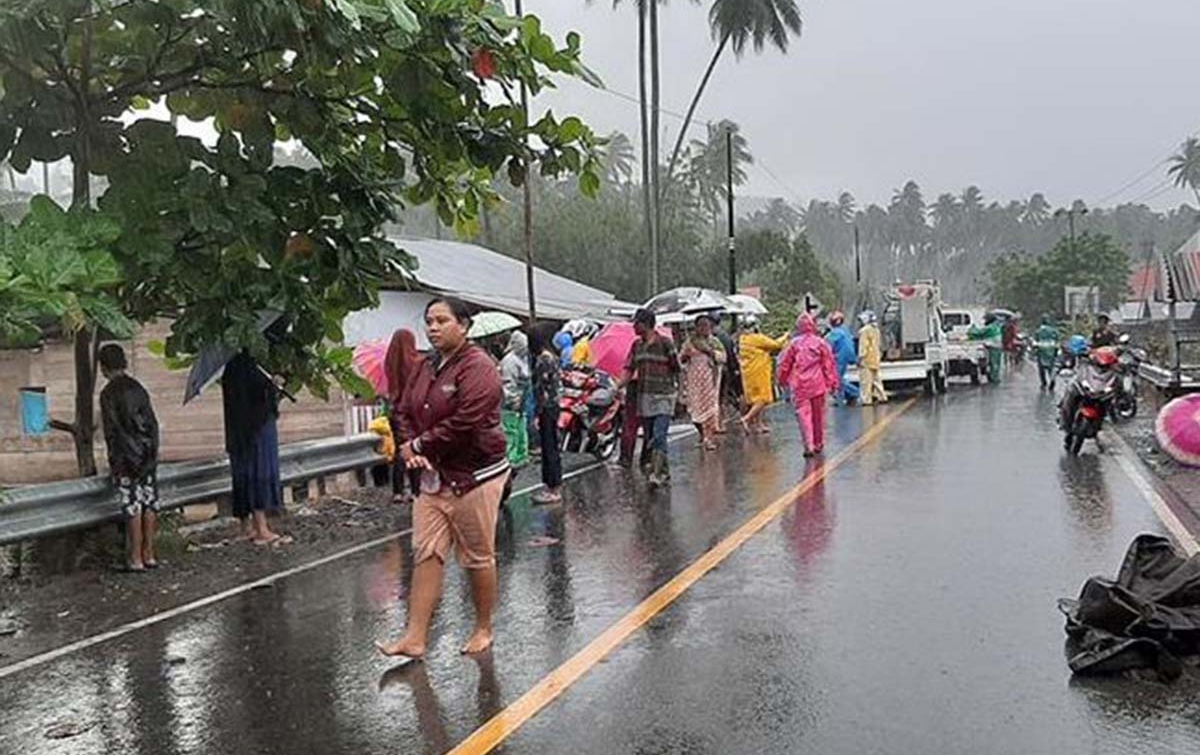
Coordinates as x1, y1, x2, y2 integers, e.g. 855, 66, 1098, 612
391, 237, 630, 321
343, 238, 632, 345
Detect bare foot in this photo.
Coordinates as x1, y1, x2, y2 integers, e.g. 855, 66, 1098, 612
461, 627, 493, 655
376, 636, 426, 659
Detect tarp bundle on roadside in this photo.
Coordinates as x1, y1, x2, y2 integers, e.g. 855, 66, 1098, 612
1059, 534, 1200, 681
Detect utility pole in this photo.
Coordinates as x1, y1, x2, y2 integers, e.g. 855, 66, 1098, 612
725, 126, 736, 295
515, 0, 537, 323
1055, 205, 1088, 248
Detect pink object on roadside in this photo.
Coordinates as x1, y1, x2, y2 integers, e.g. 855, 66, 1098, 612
1155, 394, 1200, 467
352, 340, 390, 396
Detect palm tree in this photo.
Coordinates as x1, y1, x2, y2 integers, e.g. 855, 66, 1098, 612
762, 197, 801, 236
1168, 137, 1200, 207
601, 131, 636, 186
686, 120, 753, 233
930, 193, 959, 230
1023, 192, 1050, 225
665, 0, 803, 182
835, 191, 857, 225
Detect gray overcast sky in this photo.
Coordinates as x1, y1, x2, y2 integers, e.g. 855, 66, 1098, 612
530, 0, 1199, 210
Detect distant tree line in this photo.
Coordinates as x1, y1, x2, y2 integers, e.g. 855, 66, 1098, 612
397, 128, 1200, 314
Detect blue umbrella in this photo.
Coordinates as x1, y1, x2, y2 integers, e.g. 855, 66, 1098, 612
183, 311, 286, 405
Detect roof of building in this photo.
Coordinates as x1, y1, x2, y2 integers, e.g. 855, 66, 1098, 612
388, 237, 628, 321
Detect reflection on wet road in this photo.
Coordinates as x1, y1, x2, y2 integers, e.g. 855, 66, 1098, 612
3, 374, 1200, 755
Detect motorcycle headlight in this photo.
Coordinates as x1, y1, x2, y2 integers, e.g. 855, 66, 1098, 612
1081, 380, 1092, 392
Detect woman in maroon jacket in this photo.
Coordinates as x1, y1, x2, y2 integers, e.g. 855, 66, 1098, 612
377, 297, 509, 658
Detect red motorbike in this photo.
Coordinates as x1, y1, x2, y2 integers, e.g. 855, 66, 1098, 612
558, 364, 624, 461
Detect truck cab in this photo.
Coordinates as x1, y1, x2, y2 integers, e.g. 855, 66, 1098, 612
942, 307, 989, 385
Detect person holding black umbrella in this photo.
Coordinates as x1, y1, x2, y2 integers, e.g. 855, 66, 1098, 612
222, 352, 288, 545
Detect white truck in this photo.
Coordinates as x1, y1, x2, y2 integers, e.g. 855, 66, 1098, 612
848, 281, 950, 395
942, 307, 990, 385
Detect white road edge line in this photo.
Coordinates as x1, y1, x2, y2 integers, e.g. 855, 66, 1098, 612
0, 428, 698, 679
1111, 433, 1200, 557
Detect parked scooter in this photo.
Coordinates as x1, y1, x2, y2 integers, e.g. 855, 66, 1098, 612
1112, 333, 1146, 421
558, 364, 624, 461
1061, 347, 1120, 455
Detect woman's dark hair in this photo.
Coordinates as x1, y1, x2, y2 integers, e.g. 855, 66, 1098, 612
527, 321, 559, 356
424, 296, 473, 327
98, 343, 128, 371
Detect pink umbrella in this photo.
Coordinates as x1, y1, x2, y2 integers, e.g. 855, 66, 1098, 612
1155, 394, 1200, 467
353, 340, 390, 396
590, 322, 673, 377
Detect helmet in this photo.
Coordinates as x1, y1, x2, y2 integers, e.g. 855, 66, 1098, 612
741, 314, 760, 328
858, 310, 876, 325
1091, 347, 1119, 368
829, 310, 845, 327
563, 319, 595, 340
1068, 335, 1088, 355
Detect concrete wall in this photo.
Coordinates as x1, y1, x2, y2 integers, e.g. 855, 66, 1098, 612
0, 322, 350, 485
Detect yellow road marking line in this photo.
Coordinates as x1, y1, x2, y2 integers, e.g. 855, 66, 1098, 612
446, 398, 917, 755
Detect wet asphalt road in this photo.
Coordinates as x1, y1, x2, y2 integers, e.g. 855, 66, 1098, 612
4, 370, 1200, 755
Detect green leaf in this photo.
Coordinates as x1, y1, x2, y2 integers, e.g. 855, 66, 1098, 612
338, 370, 376, 400
579, 169, 600, 198
559, 116, 585, 143
382, 0, 420, 32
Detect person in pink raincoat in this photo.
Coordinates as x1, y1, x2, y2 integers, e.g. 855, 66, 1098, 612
777, 313, 840, 457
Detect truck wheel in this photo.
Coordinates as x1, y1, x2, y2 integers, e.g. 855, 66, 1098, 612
969, 364, 980, 386
935, 368, 947, 394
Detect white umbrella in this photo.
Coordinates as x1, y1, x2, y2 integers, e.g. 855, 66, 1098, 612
726, 293, 769, 316
468, 311, 522, 339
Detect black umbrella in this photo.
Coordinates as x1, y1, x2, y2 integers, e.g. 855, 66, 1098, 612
183, 311, 288, 405
642, 287, 731, 324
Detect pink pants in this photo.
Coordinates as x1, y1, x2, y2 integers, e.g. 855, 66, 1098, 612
795, 395, 826, 452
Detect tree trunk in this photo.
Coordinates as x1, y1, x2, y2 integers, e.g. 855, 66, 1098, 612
72, 5, 98, 477
649, 0, 661, 294
637, 5, 655, 296
665, 32, 728, 185
73, 328, 99, 477
481, 200, 495, 248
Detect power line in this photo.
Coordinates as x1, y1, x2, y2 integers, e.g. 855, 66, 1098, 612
1090, 124, 1200, 207
598, 83, 808, 206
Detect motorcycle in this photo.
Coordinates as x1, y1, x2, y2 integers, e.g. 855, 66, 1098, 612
1112, 333, 1146, 421
1061, 347, 1120, 455
558, 364, 624, 461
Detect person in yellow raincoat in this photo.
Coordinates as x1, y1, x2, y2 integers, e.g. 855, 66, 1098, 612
857, 310, 889, 405
368, 415, 396, 462
738, 316, 788, 433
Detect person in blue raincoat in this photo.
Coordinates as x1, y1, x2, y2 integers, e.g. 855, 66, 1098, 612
553, 331, 574, 367
825, 311, 860, 405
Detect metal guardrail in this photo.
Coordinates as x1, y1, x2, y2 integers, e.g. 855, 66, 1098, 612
1138, 362, 1200, 392
0, 434, 383, 546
